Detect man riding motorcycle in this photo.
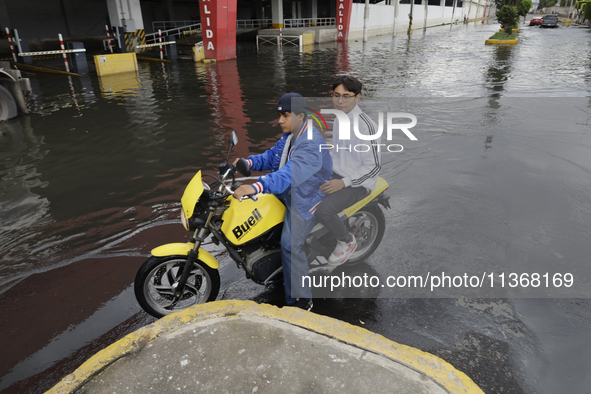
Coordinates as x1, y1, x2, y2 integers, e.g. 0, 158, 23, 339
234, 93, 332, 311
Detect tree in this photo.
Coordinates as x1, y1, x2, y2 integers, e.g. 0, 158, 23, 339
539, 0, 558, 7
495, 0, 518, 7
496, 5, 519, 36
519, 0, 532, 16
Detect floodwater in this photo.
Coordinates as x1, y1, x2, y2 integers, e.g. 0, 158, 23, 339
1, 20, 591, 393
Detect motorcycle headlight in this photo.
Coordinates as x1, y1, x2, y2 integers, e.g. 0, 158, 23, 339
181, 209, 190, 231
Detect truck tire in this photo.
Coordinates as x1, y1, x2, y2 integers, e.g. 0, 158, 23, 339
0, 84, 18, 121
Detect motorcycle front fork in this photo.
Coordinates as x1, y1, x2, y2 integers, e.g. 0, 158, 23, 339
171, 211, 213, 305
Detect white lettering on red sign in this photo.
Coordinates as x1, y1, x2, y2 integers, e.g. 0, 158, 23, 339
204, 5, 211, 13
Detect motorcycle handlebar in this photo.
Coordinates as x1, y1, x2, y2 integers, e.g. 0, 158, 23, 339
223, 184, 258, 202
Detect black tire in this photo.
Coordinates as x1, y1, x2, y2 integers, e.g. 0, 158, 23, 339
0, 84, 18, 122
345, 205, 386, 265
134, 255, 220, 318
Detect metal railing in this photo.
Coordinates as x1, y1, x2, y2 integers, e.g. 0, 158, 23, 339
146, 23, 201, 43
153, 19, 272, 31
236, 19, 272, 28
283, 18, 335, 28
152, 21, 200, 31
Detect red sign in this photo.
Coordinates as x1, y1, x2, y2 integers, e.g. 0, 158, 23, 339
199, 0, 237, 61
336, 0, 354, 41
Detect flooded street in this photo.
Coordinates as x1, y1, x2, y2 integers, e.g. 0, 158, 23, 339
2, 20, 591, 393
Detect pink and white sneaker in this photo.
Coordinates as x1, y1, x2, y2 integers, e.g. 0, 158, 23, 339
327, 233, 357, 266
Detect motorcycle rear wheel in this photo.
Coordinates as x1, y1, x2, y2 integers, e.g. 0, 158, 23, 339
134, 255, 220, 318
345, 205, 386, 265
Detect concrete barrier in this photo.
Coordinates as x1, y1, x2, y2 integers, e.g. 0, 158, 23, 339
193, 45, 205, 62
93, 53, 138, 77
47, 300, 484, 394
302, 33, 314, 46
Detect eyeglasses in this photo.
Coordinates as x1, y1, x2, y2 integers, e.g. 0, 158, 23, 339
330, 93, 357, 103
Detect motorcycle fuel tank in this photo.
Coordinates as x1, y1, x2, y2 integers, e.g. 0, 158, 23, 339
222, 194, 286, 245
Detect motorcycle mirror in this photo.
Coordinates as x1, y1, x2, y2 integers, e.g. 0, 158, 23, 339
226, 131, 239, 163
230, 131, 238, 149
236, 158, 251, 177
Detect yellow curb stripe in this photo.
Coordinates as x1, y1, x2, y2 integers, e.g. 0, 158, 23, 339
47, 300, 484, 394
486, 39, 518, 45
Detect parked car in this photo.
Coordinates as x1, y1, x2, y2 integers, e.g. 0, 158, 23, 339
529, 16, 543, 25
540, 15, 559, 28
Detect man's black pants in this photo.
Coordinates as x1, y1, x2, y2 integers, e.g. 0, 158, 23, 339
315, 176, 367, 243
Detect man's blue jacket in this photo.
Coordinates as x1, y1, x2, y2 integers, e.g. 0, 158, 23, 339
248, 123, 332, 221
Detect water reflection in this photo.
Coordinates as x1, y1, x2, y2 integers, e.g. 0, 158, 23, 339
1, 23, 591, 393
0, 117, 51, 274
98, 72, 142, 99
203, 60, 252, 162
486, 46, 514, 95
26, 75, 97, 115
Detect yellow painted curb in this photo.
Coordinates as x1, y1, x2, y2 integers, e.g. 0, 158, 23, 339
499, 28, 519, 32
47, 300, 484, 394
486, 39, 518, 45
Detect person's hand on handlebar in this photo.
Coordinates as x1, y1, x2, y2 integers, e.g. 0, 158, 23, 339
234, 184, 256, 200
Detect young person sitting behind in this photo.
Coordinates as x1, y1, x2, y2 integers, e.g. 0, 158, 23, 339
234, 93, 332, 311
316, 76, 381, 266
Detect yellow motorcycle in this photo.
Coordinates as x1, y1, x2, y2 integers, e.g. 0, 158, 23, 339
134, 132, 390, 318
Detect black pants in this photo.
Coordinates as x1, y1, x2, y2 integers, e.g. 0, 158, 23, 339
315, 175, 368, 243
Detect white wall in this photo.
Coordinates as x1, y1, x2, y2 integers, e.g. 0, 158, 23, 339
347, 0, 490, 39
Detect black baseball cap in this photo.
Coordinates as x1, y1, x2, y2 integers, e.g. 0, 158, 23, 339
277, 92, 306, 114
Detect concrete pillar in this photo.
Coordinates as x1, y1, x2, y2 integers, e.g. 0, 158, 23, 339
363, 0, 369, 41
106, 0, 145, 29
292, 2, 297, 19
61, 0, 77, 36
272, 0, 284, 27
12, 29, 32, 64
424, 0, 428, 30
393, 0, 399, 34
66, 42, 89, 74
0, 0, 10, 31
163, 0, 175, 21
311, 0, 318, 24
199, 0, 237, 61
163, 35, 177, 60
253, 0, 263, 19
336, 0, 354, 41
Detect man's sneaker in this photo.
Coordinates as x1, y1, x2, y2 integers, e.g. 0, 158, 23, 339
327, 233, 357, 266
292, 299, 313, 311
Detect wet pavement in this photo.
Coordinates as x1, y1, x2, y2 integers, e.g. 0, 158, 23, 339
2, 18, 591, 393
49, 301, 483, 394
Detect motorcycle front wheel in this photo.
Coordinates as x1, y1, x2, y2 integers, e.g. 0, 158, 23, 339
345, 205, 386, 265
134, 255, 220, 318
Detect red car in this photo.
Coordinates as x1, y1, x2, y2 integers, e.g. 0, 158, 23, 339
530, 16, 543, 25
